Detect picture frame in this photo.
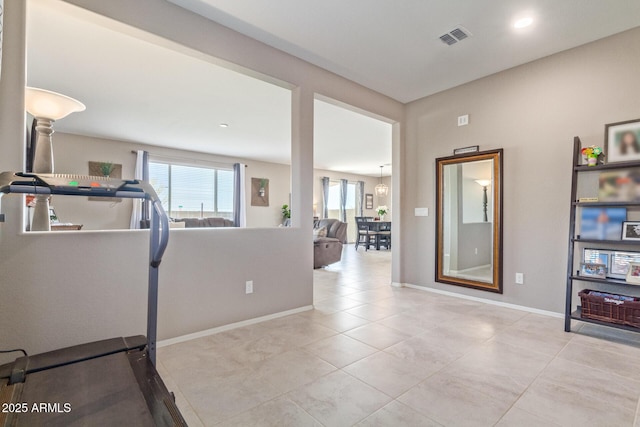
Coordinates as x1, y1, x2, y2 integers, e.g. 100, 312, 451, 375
626, 263, 640, 284
583, 248, 611, 269
580, 262, 607, 279
605, 119, 640, 164
365, 193, 374, 210
579, 207, 626, 240
88, 161, 123, 202
622, 221, 640, 241
251, 177, 269, 207
610, 250, 640, 279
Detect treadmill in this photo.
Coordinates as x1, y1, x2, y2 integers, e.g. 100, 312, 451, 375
0, 172, 187, 426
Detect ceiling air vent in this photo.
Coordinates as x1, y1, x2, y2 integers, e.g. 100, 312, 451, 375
439, 26, 472, 46
439, 33, 457, 46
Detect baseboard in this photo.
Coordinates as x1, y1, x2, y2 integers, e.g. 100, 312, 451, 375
157, 305, 314, 348
400, 283, 563, 318
390, 281, 404, 288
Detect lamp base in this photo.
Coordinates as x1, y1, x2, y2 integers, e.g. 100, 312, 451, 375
32, 195, 51, 231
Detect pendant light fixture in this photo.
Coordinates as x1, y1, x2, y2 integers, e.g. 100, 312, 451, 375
375, 165, 389, 197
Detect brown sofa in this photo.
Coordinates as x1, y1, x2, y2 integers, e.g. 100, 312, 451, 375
314, 218, 347, 269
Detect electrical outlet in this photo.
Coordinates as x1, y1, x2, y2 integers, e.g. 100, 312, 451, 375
515, 273, 524, 285
474, 248, 478, 255
245, 280, 254, 294
457, 114, 469, 126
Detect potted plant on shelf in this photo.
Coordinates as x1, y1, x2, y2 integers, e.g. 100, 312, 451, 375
581, 145, 604, 166
281, 204, 291, 224
376, 205, 388, 221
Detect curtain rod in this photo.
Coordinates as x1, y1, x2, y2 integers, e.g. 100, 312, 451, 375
130, 150, 248, 166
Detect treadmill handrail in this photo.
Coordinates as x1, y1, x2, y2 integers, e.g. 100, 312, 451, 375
151, 199, 169, 267
0, 171, 170, 366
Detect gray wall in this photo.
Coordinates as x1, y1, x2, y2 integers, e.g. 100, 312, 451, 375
0, 0, 403, 362
401, 27, 640, 312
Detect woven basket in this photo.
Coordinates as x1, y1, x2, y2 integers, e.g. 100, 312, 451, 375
579, 289, 640, 328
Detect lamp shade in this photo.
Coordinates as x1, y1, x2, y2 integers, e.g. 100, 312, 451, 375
25, 87, 85, 120
475, 179, 491, 187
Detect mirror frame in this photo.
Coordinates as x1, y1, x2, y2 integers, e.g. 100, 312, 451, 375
435, 149, 503, 293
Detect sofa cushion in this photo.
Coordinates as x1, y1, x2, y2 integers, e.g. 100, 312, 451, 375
313, 226, 328, 240
315, 219, 348, 243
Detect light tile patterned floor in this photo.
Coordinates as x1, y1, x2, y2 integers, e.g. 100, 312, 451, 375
158, 248, 640, 426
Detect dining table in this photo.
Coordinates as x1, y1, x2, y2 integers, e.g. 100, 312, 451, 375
365, 221, 391, 232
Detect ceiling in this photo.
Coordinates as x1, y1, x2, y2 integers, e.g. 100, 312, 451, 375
168, 0, 640, 103
314, 99, 391, 176
27, 0, 392, 176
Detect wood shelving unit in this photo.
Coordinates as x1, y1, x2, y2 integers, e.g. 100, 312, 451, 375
565, 136, 640, 333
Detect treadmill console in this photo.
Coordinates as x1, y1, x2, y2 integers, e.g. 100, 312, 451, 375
2, 172, 145, 197
33, 173, 129, 191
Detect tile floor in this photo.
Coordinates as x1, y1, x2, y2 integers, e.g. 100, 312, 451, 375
158, 248, 640, 426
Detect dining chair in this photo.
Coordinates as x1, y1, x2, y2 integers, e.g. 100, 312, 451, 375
355, 220, 378, 251
376, 222, 391, 250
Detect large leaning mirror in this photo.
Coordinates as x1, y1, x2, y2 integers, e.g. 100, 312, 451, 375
436, 149, 503, 293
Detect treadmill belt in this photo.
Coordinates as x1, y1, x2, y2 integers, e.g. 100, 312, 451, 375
0, 339, 185, 426
18, 352, 154, 427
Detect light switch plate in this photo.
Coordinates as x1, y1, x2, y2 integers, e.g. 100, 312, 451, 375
415, 208, 429, 217
457, 114, 469, 126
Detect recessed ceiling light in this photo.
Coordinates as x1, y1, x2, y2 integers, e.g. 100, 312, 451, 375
219, 123, 229, 128
513, 17, 533, 29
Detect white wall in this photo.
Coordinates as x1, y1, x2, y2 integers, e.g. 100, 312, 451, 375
401, 27, 640, 313
0, 0, 403, 362
50, 132, 291, 229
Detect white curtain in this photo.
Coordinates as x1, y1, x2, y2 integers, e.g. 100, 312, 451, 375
130, 150, 149, 229
321, 177, 330, 218
340, 179, 348, 222
357, 181, 365, 217
233, 163, 247, 227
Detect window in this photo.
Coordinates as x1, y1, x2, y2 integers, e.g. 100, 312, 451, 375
327, 181, 356, 212
149, 161, 234, 219
326, 180, 358, 242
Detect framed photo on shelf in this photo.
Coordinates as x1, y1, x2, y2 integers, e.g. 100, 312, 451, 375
627, 263, 640, 284
580, 262, 607, 279
610, 250, 640, 279
598, 170, 640, 202
605, 119, 640, 164
622, 221, 640, 241
583, 248, 611, 268
579, 207, 626, 240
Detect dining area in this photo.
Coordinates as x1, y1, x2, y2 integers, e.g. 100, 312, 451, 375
355, 217, 392, 251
